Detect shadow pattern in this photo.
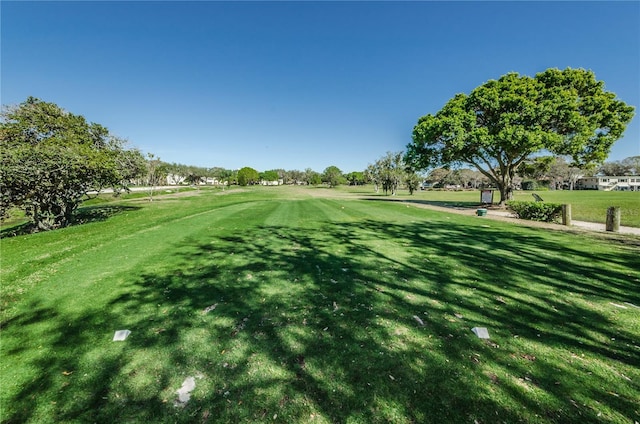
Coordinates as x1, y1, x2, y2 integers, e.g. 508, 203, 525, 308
2, 216, 639, 423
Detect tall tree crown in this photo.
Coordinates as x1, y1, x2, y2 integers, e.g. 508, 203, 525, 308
405, 68, 635, 204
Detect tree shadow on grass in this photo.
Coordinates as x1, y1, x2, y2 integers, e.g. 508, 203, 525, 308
2, 217, 639, 423
70, 205, 141, 226
0, 205, 141, 238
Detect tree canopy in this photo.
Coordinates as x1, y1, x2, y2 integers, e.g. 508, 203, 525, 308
366, 152, 420, 195
405, 68, 635, 205
237, 167, 259, 186
322, 166, 344, 187
0, 97, 145, 231
260, 170, 280, 183
598, 156, 640, 176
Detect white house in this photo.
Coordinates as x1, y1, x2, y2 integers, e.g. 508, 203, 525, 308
576, 176, 640, 191
166, 173, 186, 185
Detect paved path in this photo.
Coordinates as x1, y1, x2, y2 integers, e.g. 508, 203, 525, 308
486, 209, 640, 236
393, 199, 640, 236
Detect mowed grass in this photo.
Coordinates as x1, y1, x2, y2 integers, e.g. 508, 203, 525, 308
364, 188, 640, 227
1, 187, 639, 423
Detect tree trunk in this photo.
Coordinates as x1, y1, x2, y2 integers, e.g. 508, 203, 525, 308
497, 182, 514, 206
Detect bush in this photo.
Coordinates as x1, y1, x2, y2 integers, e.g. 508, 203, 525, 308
507, 201, 563, 223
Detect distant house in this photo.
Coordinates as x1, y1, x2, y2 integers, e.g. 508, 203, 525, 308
166, 173, 186, 185
576, 176, 640, 191
204, 177, 222, 185
260, 179, 283, 186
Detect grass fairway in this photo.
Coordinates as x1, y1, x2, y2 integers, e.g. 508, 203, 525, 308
1, 187, 639, 423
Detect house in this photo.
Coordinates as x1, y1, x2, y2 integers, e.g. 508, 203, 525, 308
576, 176, 640, 191
260, 179, 283, 186
166, 173, 186, 185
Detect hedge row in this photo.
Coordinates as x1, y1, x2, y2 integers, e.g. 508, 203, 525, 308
507, 201, 563, 223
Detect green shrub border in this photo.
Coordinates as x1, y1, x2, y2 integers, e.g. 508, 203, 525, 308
507, 200, 563, 223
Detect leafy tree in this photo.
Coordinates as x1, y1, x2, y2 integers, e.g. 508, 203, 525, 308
272, 168, 287, 182
365, 163, 381, 193
304, 168, 322, 186
547, 157, 583, 190
458, 168, 485, 189
519, 156, 556, 180
379, 152, 404, 195
620, 156, 640, 175
345, 171, 366, 186
520, 156, 585, 189
117, 148, 147, 185
598, 159, 634, 176
185, 172, 204, 186
237, 166, 259, 186
286, 169, 305, 185
145, 153, 167, 201
425, 167, 453, 187
405, 68, 635, 205
405, 172, 421, 194
367, 152, 419, 195
321, 166, 344, 187
0, 97, 145, 231
260, 170, 279, 183
209, 167, 233, 184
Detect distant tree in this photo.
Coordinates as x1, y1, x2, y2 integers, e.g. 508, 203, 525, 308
345, 171, 366, 186
165, 162, 187, 184
237, 166, 259, 186
519, 156, 556, 180
458, 168, 484, 189
0, 97, 145, 231
322, 166, 344, 187
272, 168, 287, 182
117, 148, 147, 185
185, 171, 204, 186
598, 159, 633, 176
405, 68, 635, 205
405, 172, 421, 195
379, 152, 404, 195
546, 157, 583, 190
209, 167, 233, 184
287, 169, 305, 185
425, 168, 452, 187
365, 163, 381, 193
621, 156, 640, 175
145, 153, 166, 201
367, 152, 419, 195
260, 170, 279, 183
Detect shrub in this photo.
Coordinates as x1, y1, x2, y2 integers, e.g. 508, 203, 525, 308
507, 200, 563, 223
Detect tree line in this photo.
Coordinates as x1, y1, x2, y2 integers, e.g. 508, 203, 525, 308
0, 98, 363, 231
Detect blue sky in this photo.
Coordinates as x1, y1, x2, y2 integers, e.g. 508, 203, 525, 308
2, 1, 639, 173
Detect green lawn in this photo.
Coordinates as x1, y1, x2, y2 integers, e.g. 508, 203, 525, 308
358, 187, 640, 227
1, 187, 639, 423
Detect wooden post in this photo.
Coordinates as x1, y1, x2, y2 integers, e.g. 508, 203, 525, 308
562, 204, 572, 226
606, 206, 620, 232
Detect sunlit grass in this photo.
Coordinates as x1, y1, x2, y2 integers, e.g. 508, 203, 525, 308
1, 187, 639, 423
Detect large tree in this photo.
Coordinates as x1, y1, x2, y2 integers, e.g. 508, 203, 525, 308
405, 68, 635, 205
236, 166, 259, 186
322, 166, 344, 187
0, 97, 145, 231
